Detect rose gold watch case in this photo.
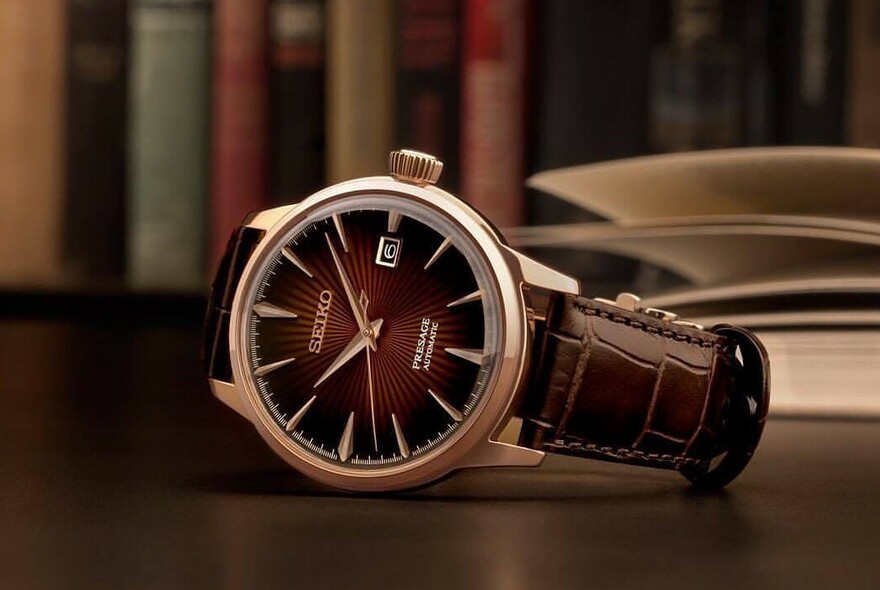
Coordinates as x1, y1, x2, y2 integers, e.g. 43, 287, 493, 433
212, 175, 579, 492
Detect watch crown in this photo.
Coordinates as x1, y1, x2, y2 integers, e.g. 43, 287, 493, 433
389, 149, 443, 186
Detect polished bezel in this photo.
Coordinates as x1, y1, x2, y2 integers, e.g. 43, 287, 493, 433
228, 177, 537, 491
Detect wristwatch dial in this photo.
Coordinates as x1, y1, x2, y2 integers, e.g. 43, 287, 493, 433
245, 196, 501, 469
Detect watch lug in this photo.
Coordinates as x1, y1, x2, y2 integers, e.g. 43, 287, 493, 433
458, 438, 545, 469
208, 378, 251, 422
243, 204, 298, 232
504, 246, 580, 294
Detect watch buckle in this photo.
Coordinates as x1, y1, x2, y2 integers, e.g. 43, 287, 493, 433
594, 292, 704, 330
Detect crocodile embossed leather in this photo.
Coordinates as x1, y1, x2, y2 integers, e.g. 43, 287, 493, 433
520, 294, 769, 487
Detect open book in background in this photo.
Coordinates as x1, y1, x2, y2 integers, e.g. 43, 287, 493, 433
514, 147, 880, 417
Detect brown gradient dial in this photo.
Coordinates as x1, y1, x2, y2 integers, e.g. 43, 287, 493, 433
247, 201, 500, 468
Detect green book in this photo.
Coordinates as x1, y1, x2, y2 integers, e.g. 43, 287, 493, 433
127, 0, 211, 290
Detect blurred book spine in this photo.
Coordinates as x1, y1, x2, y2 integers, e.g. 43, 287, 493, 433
270, 0, 326, 205
395, 0, 461, 192
530, 0, 662, 175
641, 0, 744, 293
528, 0, 664, 296
742, 0, 776, 145
327, 0, 394, 182
211, 0, 270, 266
63, 0, 128, 282
460, 0, 530, 228
773, 0, 848, 144
848, 0, 880, 148
0, 0, 65, 286
649, 0, 744, 152
127, 0, 211, 291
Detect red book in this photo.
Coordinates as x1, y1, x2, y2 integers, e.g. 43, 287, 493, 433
460, 0, 530, 228
211, 0, 270, 266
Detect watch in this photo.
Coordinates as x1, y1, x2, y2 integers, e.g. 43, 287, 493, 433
202, 149, 770, 492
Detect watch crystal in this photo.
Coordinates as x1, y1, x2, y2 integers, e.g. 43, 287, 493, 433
246, 198, 500, 469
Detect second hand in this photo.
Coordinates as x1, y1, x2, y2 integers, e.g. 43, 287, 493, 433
366, 345, 378, 452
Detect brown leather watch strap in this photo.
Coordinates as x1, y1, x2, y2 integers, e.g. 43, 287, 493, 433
519, 294, 769, 487
201, 225, 263, 382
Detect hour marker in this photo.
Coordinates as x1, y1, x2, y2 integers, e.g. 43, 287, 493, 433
424, 237, 452, 270
387, 210, 402, 233
281, 246, 313, 278
445, 347, 485, 365
332, 213, 349, 252
254, 356, 296, 377
285, 395, 316, 432
338, 412, 355, 462
447, 290, 483, 308
391, 413, 410, 458
253, 301, 298, 319
428, 389, 463, 422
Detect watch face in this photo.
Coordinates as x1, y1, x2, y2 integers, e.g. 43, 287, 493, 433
243, 195, 502, 470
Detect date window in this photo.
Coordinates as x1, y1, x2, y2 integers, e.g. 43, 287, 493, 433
376, 236, 402, 268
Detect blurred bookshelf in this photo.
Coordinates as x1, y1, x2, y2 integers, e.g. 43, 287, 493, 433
1, 0, 878, 313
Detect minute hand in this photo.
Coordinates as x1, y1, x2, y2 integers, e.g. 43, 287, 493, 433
325, 233, 375, 349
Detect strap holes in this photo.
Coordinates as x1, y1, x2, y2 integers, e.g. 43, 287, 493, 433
709, 451, 728, 471
734, 344, 744, 365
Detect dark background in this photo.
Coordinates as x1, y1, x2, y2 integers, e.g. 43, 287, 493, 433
1, 313, 878, 588
1, 1, 879, 587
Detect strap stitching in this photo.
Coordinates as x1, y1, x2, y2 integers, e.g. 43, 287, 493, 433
544, 439, 709, 468
570, 301, 725, 351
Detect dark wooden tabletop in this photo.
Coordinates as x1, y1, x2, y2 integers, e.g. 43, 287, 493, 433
1, 313, 878, 589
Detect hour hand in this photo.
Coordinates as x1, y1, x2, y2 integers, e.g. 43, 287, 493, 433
325, 233, 374, 348
313, 318, 383, 388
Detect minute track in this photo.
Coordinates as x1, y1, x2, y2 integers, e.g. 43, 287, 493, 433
246, 204, 499, 468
